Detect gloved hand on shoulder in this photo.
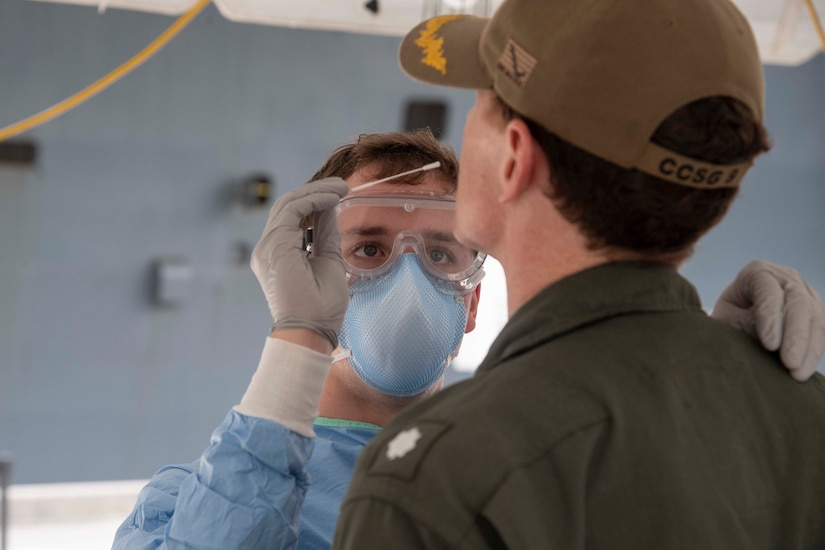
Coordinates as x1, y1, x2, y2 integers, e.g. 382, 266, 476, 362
711, 260, 825, 381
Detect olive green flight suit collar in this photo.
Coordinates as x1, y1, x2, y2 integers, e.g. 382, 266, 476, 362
478, 261, 703, 373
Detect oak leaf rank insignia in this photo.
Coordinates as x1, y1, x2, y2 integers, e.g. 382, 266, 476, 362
386, 426, 423, 460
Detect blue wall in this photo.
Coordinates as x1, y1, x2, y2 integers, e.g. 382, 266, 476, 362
681, 54, 825, 304
0, 0, 823, 484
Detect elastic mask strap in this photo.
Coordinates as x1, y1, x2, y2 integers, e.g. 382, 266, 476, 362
332, 349, 352, 363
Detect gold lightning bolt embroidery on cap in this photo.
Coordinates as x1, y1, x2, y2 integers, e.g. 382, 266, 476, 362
414, 15, 464, 75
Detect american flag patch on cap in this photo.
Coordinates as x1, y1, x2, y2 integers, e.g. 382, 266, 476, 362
497, 38, 537, 87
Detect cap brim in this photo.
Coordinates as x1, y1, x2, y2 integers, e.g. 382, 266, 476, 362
399, 15, 491, 89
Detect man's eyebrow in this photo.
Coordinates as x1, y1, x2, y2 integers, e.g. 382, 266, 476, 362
422, 230, 460, 243
341, 225, 390, 237
341, 226, 462, 245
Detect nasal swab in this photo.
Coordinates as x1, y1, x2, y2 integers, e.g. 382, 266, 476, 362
350, 161, 441, 192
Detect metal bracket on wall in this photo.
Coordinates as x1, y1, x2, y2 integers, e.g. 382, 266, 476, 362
150, 257, 193, 308
234, 173, 274, 209
0, 452, 12, 550
0, 141, 37, 166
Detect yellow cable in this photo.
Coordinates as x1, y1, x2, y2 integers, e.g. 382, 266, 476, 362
0, 0, 211, 143
803, 0, 825, 54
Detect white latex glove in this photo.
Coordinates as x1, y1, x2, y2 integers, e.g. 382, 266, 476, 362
711, 260, 825, 381
251, 178, 351, 348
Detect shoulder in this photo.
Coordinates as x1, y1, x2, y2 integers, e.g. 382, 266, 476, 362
366, 365, 608, 470
342, 366, 610, 539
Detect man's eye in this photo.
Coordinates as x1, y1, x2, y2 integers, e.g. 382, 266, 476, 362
428, 248, 453, 264
355, 244, 381, 258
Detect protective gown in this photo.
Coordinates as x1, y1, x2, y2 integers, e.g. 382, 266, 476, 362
113, 410, 379, 549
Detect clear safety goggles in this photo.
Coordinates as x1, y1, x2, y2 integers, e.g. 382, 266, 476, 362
335, 191, 486, 293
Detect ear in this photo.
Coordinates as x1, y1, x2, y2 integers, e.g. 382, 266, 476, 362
498, 118, 540, 204
463, 283, 482, 333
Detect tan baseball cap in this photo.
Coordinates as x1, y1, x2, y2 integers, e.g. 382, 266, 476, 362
399, 0, 766, 189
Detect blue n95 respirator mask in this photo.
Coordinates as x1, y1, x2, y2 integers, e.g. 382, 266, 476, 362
334, 191, 485, 397
339, 254, 468, 396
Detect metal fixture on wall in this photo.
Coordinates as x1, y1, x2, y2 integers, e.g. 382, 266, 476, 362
231, 241, 253, 267
0, 141, 37, 166
234, 172, 273, 209
150, 257, 193, 307
404, 99, 448, 138
0, 452, 12, 550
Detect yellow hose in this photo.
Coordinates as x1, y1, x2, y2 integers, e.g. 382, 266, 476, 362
803, 0, 825, 54
0, 0, 211, 143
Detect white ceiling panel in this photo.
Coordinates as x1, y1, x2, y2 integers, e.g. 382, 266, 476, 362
212, 0, 429, 37
26, 0, 825, 66
27, 0, 198, 15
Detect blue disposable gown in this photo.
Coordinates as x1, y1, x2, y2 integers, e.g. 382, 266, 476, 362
113, 410, 379, 549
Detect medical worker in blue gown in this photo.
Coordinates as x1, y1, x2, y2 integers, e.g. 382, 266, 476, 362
113, 130, 825, 550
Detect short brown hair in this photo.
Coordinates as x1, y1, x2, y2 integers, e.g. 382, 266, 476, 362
497, 95, 771, 262
310, 129, 458, 192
